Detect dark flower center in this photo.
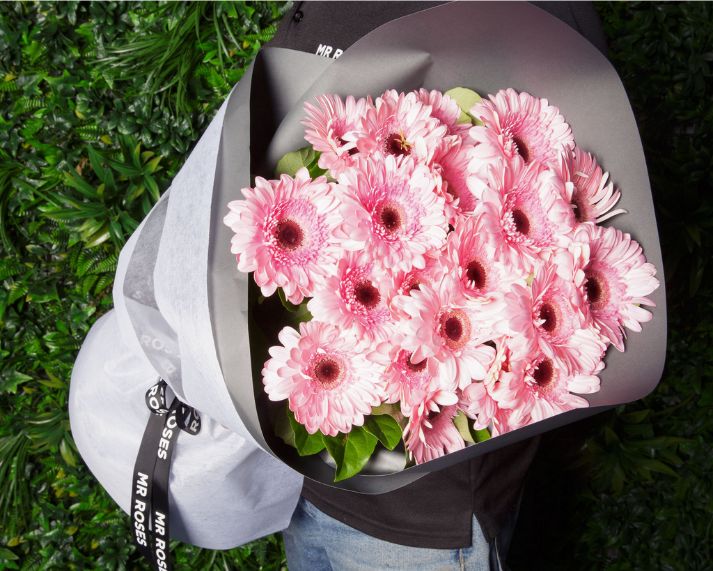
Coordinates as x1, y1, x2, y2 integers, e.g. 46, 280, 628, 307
439, 309, 471, 350
538, 302, 558, 333
405, 353, 427, 372
338, 137, 359, 156
584, 271, 609, 310
354, 280, 381, 308
532, 358, 554, 388
512, 135, 530, 163
511, 208, 530, 236
380, 205, 402, 233
445, 317, 462, 341
572, 192, 585, 222
313, 356, 342, 387
585, 277, 602, 304
465, 259, 487, 290
385, 132, 411, 156
274, 219, 303, 250
426, 409, 439, 423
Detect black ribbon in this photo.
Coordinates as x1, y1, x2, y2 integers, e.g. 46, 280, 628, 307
131, 379, 201, 571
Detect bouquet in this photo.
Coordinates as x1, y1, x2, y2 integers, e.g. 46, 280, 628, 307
69, 0, 667, 553
223, 87, 659, 481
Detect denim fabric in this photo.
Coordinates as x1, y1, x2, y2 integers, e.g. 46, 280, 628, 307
283, 497, 501, 571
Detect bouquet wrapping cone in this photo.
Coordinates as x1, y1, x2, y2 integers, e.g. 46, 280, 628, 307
70, 1, 666, 547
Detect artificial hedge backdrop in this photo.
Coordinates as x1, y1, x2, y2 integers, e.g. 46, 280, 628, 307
0, 2, 710, 570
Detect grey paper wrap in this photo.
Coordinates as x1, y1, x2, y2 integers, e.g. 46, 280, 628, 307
209, 1, 666, 493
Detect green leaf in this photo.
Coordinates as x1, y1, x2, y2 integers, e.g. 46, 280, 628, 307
59, 438, 77, 467
620, 409, 651, 424
287, 410, 325, 456
86, 146, 109, 185
454, 411, 491, 444
638, 458, 679, 478
454, 411, 476, 444
473, 427, 492, 443
445, 87, 483, 125
63, 170, 99, 200
324, 427, 378, 482
363, 414, 402, 451
274, 146, 321, 178
277, 288, 302, 312
0, 371, 33, 395
0, 547, 19, 562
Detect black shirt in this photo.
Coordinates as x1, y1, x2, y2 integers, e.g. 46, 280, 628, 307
266, 1, 607, 550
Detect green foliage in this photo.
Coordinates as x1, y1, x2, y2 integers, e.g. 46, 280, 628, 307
444, 86, 483, 125
0, 1, 286, 569
511, 4, 713, 570
324, 428, 379, 483
275, 146, 328, 179
570, 3, 713, 569
285, 409, 326, 457
363, 414, 402, 451
278, 407, 403, 480
96, 2, 288, 117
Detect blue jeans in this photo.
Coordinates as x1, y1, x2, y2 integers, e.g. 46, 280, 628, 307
283, 497, 503, 571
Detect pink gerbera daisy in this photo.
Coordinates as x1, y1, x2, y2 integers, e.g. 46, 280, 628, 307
415, 88, 470, 135
404, 400, 464, 464
574, 224, 659, 351
510, 349, 601, 423
446, 212, 526, 302
469, 88, 574, 171
224, 169, 342, 304
370, 339, 459, 417
506, 259, 607, 374
308, 252, 396, 341
355, 89, 446, 163
262, 321, 386, 436
558, 147, 626, 223
336, 155, 448, 272
477, 160, 576, 272
394, 275, 496, 389
431, 136, 478, 224
459, 341, 521, 435
389, 254, 448, 304
303, 94, 371, 176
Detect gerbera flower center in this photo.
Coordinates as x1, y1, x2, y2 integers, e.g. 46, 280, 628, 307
405, 353, 427, 372
379, 204, 403, 233
532, 358, 554, 388
538, 302, 558, 333
425, 409, 440, 423
354, 280, 381, 309
512, 135, 530, 163
465, 259, 487, 290
274, 219, 304, 251
584, 271, 610, 311
338, 137, 359, 156
385, 132, 412, 156
572, 192, 586, 222
312, 355, 345, 389
511, 208, 530, 236
438, 308, 472, 350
